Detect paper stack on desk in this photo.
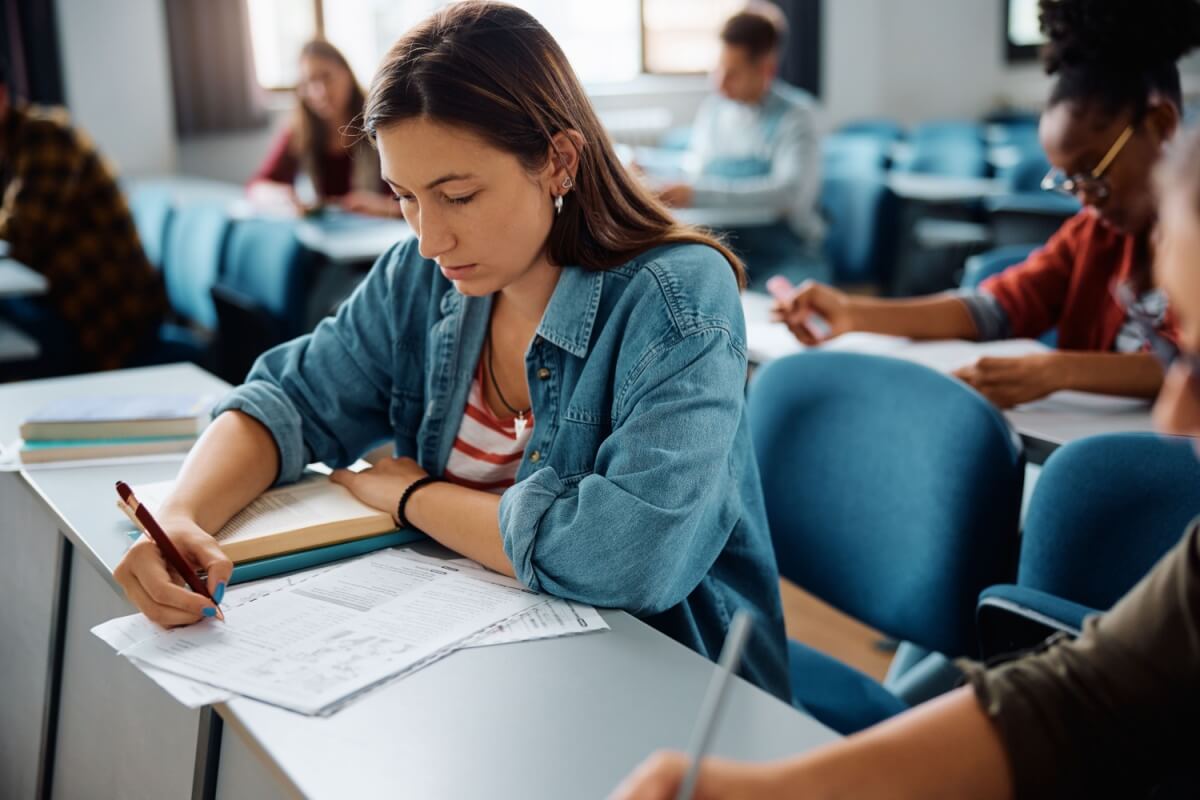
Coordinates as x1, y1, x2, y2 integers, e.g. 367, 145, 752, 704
92, 546, 608, 716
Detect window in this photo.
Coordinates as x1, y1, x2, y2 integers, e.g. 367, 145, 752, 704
1004, 0, 1045, 63
247, 0, 739, 89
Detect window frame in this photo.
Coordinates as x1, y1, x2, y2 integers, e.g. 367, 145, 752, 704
253, 0, 716, 92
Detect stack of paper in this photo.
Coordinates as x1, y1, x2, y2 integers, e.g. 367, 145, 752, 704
93, 547, 607, 716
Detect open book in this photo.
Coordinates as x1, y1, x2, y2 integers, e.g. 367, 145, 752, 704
132, 474, 398, 563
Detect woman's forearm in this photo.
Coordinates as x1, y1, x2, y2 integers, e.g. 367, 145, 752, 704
1051, 352, 1164, 398
847, 294, 979, 341
405, 482, 516, 577
157, 411, 280, 533
774, 688, 1014, 800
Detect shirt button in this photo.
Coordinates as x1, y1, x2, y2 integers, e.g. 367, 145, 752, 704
529, 450, 541, 463
537, 367, 551, 381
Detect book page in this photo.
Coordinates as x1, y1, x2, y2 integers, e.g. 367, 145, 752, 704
134, 474, 390, 546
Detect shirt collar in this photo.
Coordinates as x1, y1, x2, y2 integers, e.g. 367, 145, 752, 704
535, 265, 603, 359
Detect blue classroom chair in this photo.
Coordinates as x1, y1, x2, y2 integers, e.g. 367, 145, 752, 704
160, 204, 232, 331
748, 352, 1024, 734
211, 218, 317, 381
979, 432, 1200, 657
127, 184, 175, 270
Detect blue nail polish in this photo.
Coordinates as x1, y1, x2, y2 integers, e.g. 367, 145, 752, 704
214, 582, 226, 604
203, 607, 216, 618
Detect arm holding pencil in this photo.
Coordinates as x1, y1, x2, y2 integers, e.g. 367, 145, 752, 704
113, 410, 279, 627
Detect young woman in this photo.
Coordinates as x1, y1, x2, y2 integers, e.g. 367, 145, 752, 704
611, 101, 1200, 800
775, 0, 1199, 408
114, 2, 791, 701
247, 39, 396, 217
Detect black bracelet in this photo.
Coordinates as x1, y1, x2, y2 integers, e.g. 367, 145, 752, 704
396, 475, 442, 531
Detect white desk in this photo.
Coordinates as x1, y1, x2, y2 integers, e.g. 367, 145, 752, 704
0, 257, 48, 298
742, 291, 1161, 464
885, 173, 1008, 203
295, 214, 412, 264
2, 363, 836, 800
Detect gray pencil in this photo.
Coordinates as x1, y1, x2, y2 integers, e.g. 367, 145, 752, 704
674, 610, 754, 800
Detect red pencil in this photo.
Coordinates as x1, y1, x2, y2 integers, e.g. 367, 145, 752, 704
115, 480, 224, 621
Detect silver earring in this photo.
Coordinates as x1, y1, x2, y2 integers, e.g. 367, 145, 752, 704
554, 194, 564, 215
562, 176, 574, 190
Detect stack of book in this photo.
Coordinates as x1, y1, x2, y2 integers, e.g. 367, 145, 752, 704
18, 393, 216, 463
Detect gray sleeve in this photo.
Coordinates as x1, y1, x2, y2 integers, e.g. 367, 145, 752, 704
955, 289, 1012, 341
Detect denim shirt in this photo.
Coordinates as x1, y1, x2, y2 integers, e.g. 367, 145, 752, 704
213, 238, 791, 701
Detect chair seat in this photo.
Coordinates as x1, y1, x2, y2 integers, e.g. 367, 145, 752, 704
788, 639, 908, 735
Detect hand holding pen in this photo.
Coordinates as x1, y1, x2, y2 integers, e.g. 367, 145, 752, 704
113, 480, 229, 625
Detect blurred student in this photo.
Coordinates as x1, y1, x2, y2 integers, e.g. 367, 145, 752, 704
114, 3, 791, 702
612, 112, 1200, 800
774, 0, 1197, 408
0, 62, 165, 372
654, 4, 822, 282
248, 40, 396, 217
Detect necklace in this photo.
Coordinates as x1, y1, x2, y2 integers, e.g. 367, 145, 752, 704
485, 326, 531, 437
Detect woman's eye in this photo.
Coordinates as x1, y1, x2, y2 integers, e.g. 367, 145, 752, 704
393, 194, 415, 205
446, 193, 476, 206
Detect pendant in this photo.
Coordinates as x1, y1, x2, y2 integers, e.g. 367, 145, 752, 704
514, 412, 528, 438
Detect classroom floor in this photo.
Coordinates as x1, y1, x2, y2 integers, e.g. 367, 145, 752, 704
780, 579, 893, 681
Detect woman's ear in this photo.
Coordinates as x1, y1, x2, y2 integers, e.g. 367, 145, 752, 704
1144, 96, 1181, 146
545, 130, 585, 190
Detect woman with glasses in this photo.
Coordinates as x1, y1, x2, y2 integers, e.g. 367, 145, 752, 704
613, 109, 1200, 800
773, 0, 1199, 408
247, 40, 397, 218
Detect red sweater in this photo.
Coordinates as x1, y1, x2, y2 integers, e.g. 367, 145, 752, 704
981, 211, 1179, 351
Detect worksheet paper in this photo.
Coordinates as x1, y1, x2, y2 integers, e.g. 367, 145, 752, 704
118, 548, 544, 715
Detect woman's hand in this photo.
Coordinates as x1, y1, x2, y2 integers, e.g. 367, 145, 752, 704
330, 457, 429, 523
113, 517, 232, 627
953, 353, 1058, 408
609, 751, 786, 800
770, 280, 856, 345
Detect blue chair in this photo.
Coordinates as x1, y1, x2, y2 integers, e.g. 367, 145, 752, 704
898, 122, 989, 178
160, 204, 232, 331
960, 244, 1038, 290
128, 184, 175, 270
820, 134, 899, 285
836, 119, 905, 141
978, 432, 1200, 658
211, 218, 316, 381
748, 352, 1025, 733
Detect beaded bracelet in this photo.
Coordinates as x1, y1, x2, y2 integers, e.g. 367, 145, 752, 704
396, 475, 443, 530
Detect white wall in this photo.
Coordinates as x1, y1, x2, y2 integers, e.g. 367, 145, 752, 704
54, 0, 177, 177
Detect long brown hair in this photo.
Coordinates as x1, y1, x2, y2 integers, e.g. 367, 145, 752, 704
292, 39, 377, 197
361, 2, 746, 286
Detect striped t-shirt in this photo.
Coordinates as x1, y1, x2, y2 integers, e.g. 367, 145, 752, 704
443, 361, 534, 493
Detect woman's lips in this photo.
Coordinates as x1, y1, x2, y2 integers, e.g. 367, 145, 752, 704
439, 263, 478, 280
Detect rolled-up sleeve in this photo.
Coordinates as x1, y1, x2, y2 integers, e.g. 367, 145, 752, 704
959, 523, 1200, 798
211, 244, 408, 485
499, 325, 746, 615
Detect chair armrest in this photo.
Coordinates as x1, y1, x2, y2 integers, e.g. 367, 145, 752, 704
976, 584, 1097, 661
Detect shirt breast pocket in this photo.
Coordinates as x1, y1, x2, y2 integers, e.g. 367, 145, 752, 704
555, 406, 609, 484
388, 388, 424, 439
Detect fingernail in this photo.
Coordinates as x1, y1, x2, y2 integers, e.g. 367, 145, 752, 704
214, 582, 226, 604
203, 607, 217, 618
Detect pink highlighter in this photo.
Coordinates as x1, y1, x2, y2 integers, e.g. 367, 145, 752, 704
766, 275, 833, 341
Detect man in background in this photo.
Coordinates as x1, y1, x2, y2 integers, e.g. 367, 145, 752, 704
654, 3, 824, 284
0, 61, 165, 373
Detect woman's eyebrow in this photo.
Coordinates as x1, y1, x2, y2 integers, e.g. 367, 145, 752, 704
382, 173, 478, 192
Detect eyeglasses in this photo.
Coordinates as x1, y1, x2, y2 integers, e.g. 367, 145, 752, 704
1111, 281, 1200, 381
1041, 124, 1135, 202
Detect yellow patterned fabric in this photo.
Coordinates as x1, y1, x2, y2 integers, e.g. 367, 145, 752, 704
0, 104, 165, 369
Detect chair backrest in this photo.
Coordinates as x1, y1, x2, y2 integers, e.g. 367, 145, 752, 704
128, 184, 175, 269
960, 244, 1038, 290
220, 218, 313, 337
836, 119, 906, 141
748, 352, 1025, 656
1019, 432, 1200, 610
820, 177, 899, 285
160, 204, 232, 330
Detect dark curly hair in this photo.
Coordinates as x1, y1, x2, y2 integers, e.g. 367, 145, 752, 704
1040, 0, 1200, 121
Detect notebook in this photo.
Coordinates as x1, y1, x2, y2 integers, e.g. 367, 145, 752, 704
132, 473, 405, 563
19, 435, 197, 464
20, 393, 216, 441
